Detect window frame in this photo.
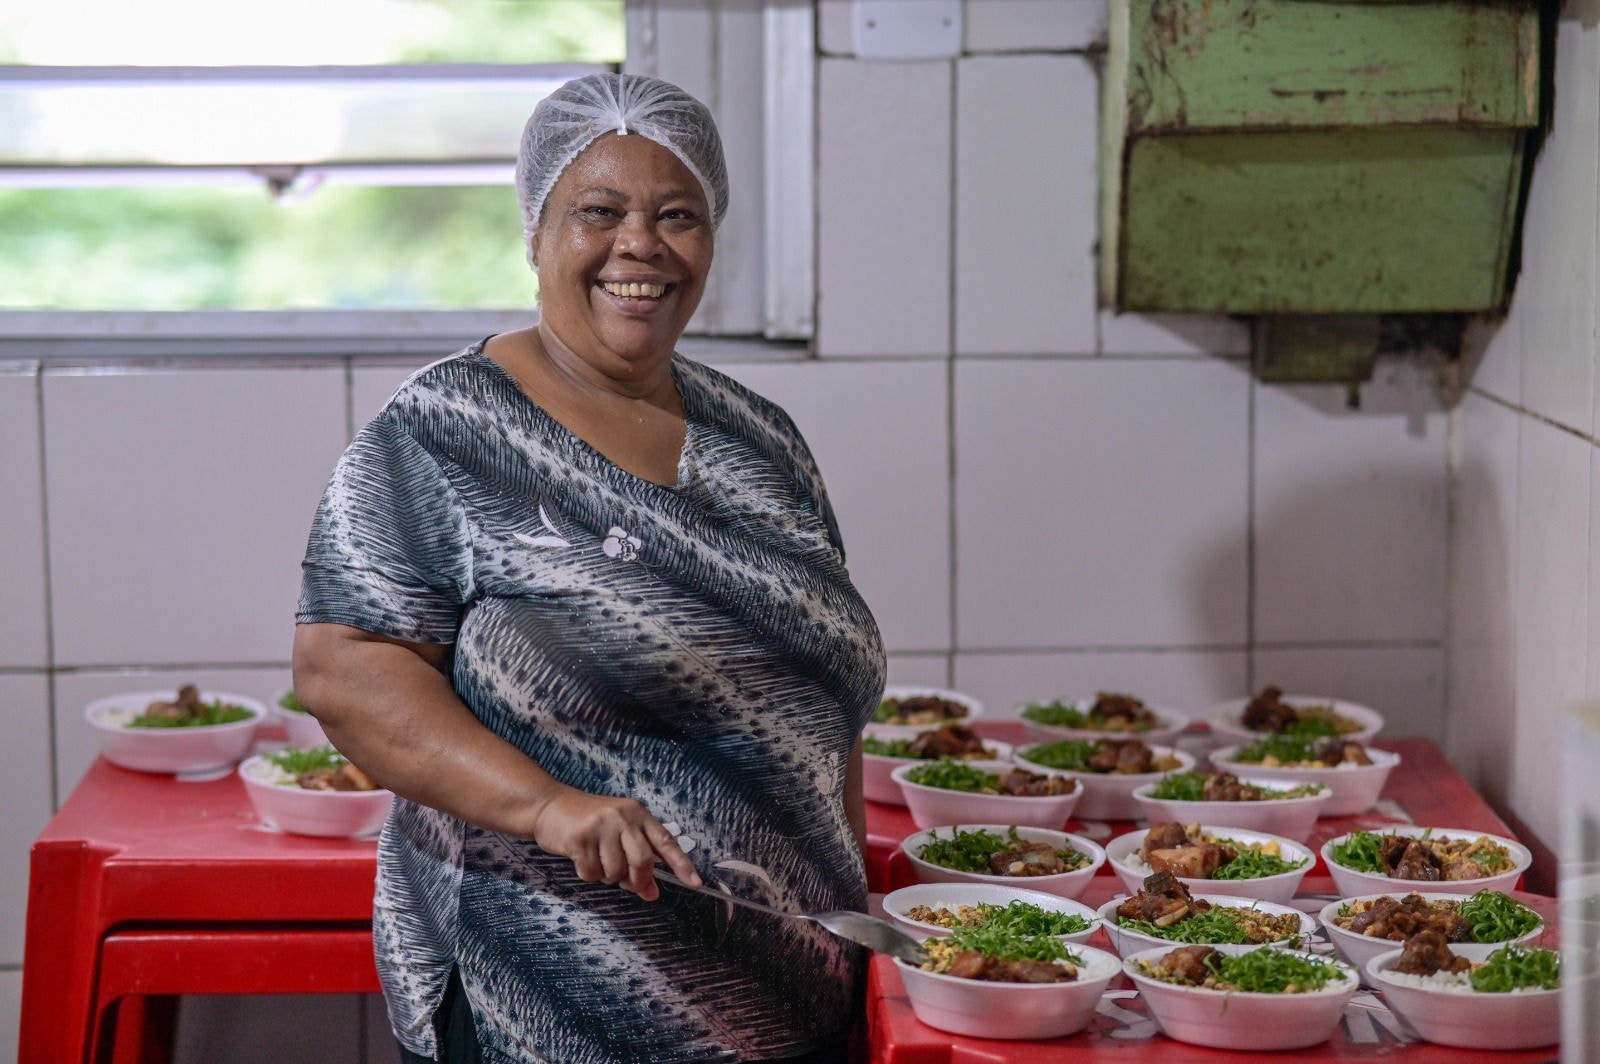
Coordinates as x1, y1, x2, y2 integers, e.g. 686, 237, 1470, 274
0, 0, 815, 353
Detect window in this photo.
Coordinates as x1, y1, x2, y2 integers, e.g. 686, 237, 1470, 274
0, 0, 812, 341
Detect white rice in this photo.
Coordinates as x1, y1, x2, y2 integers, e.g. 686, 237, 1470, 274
1381, 968, 1552, 995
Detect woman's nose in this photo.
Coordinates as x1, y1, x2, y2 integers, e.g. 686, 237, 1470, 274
613, 212, 664, 258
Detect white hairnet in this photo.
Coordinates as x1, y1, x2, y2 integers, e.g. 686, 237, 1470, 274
516, 72, 729, 262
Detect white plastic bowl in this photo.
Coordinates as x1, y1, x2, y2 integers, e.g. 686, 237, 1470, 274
891, 759, 1081, 831
273, 689, 330, 749
1209, 693, 1384, 746
1017, 697, 1189, 746
883, 882, 1100, 945
238, 753, 393, 838
870, 686, 985, 729
1317, 891, 1547, 980
1130, 774, 1334, 842
894, 942, 1120, 1040
85, 689, 266, 775
1096, 893, 1316, 958
1320, 826, 1534, 899
1365, 942, 1561, 1050
1123, 943, 1359, 1051
1105, 825, 1314, 904
1012, 741, 1195, 822
1207, 742, 1400, 818
901, 824, 1107, 901
861, 731, 1013, 807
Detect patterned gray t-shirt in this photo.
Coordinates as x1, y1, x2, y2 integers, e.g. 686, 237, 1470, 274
296, 343, 886, 1063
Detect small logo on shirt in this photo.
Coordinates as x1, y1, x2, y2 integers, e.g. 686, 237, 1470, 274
602, 526, 642, 561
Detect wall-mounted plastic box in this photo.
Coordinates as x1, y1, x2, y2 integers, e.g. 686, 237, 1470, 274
1099, 0, 1545, 315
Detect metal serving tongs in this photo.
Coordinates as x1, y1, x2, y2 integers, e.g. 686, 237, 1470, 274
654, 868, 927, 965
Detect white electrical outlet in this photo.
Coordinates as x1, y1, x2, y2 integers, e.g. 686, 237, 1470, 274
852, 0, 962, 60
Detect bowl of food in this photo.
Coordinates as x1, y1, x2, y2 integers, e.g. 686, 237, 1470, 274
870, 686, 984, 729
85, 685, 266, 775
1207, 737, 1399, 818
901, 824, 1106, 901
1096, 872, 1316, 958
1017, 692, 1188, 745
1318, 890, 1546, 977
862, 725, 1012, 806
238, 747, 392, 838
273, 688, 330, 749
1105, 822, 1314, 904
1365, 940, 1560, 1050
882, 882, 1099, 946
1012, 738, 1193, 821
1209, 686, 1383, 746
1130, 771, 1333, 842
1321, 826, 1533, 898
1123, 943, 1359, 1051
890, 759, 1080, 830
895, 936, 1121, 1040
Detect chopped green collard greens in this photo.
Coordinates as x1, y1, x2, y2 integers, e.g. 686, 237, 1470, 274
1468, 945, 1559, 992
265, 744, 348, 775
1458, 891, 1542, 942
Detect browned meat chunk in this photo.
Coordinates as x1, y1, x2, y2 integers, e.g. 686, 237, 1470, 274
989, 840, 1069, 877
1201, 772, 1269, 802
1147, 844, 1223, 880
1140, 821, 1192, 863
1393, 930, 1471, 976
1241, 686, 1297, 733
1313, 737, 1372, 766
1381, 836, 1444, 882
1154, 945, 1219, 984
1345, 894, 1466, 942
995, 768, 1075, 797
945, 950, 1077, 983
907, 724, 986, 759
1116, 871, 1211, 926
1092, 692, 1147, 723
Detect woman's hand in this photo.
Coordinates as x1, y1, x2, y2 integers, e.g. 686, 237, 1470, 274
293, 622, 700, 901
529, 786, 702, 900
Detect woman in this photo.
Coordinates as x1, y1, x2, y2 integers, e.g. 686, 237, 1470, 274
293, 73, 886, 1064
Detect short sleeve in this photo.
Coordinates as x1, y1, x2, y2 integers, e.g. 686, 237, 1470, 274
296, 414, 473, 643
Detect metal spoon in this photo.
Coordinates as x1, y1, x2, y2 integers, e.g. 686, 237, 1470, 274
654, 869, 927, 965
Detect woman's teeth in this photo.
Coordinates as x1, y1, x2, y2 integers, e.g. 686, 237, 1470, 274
602, 281, 666, 298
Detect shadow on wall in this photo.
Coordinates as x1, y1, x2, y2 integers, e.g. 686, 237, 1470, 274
1189, 355, 1459, 741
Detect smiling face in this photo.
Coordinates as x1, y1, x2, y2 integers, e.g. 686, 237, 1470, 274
531, 132, 714, 389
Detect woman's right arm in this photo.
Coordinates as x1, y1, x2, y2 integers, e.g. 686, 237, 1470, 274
292, 621, 700, 899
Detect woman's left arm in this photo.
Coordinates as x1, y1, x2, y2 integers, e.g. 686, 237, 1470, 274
845, 737, 866, 860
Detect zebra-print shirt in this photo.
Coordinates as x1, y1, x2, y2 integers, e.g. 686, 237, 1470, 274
296, 342, 885, 1063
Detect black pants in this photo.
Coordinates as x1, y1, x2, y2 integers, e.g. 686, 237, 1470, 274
396, 968, 857, 1064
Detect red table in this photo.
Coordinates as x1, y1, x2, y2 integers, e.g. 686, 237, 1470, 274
24, 732, 1555, 1064
19, 754, 380, 1064
863, 731, 1563, 1063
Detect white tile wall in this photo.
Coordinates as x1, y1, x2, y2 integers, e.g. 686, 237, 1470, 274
1459, 314, 1520, 408
1592, 449, 1600, 699
955, 54, 1097, 356
1509, 417, 1592, 847
953, 358, 1250, 648
716, 359, 953, 653
43, 367, 349, 667
352, 358, 439, 430
1252, 646, 1445, 742
815, 0, 853, 56
0, 371, 47, 668
1445, 392, 1520, 799
953, 648, 1247, 724
0, 674, 52, 966
1514, 11, 1599, 436
963, 0, 1105, 52
884, 653, 955, 691
816, 58, 953, 357
0, 970, 20, 1064
1253, 360, 1449, 644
